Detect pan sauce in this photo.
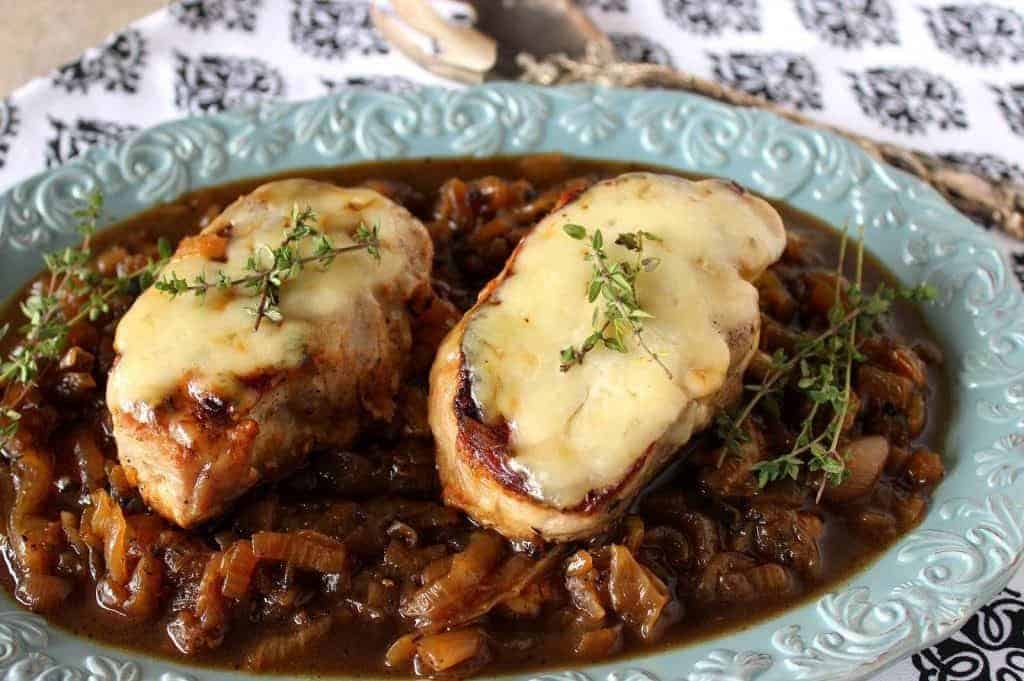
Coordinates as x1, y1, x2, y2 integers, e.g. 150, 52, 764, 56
0, 155, 948, 677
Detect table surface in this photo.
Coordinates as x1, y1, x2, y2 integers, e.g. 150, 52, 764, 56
1, 0, 166, 94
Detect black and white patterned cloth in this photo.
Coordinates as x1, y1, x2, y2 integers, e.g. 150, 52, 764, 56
1, 2, 1023, 678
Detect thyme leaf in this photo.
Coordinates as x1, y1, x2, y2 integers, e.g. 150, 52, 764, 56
717, 229, 936, 493
156, 204, 382, 331
0, 191, 170, 451
559, 224, 671, 378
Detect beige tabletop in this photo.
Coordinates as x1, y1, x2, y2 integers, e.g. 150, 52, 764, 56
1, 0, 167, 94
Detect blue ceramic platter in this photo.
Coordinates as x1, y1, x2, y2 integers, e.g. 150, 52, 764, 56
0, 84, 1022, 681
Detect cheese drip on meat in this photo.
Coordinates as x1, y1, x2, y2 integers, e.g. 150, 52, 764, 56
106, 179, 433, 528
462, 174, 786, 509
109, 181, 421, 420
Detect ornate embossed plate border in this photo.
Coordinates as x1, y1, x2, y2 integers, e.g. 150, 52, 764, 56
0, 84, 1021, 681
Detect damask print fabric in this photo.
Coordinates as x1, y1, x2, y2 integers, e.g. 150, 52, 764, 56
0, 1, 1022, 678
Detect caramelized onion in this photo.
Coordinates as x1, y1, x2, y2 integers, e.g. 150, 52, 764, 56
565, 549, 606, 621
385, 632, 421, 670
71, 428, 107, 496
252, 530, 347, 573
415, 628, 487, 674
166, 550, 230, 653
118, 552, 163, 619
11, 449, 54, 520
573, 625, 623, 659
14, 573, 71, 612
89, 490, 131, 584
245, 616, 333, 671
607, 545, 674, 641
220, 540, 257, 599
622, 516, 645, 554
400, 531, 503, 625
10, 515, 62, 576
443, 546, 566, 630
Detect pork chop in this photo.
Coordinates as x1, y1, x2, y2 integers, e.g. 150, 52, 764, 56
107, 179, 433, 527
429, 173, 786, 542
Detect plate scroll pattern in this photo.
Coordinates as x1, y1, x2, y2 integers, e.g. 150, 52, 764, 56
0, 84, 1022, 681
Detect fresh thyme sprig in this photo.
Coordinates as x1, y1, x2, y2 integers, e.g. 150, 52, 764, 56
716, 231, 936, 495
559, 224, 671, 378
0, 191, 170, 450
0, 402, 19, 448
155, 205, 382, 331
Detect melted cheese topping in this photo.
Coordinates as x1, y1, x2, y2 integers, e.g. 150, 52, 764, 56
463, 174, 785, 508
108, 179, 424, 420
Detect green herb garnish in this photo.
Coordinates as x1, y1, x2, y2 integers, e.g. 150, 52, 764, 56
559, 224, 670, 378
0, 191, 169, 451
156, 204, 381, 331
716, 229, 936, 497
